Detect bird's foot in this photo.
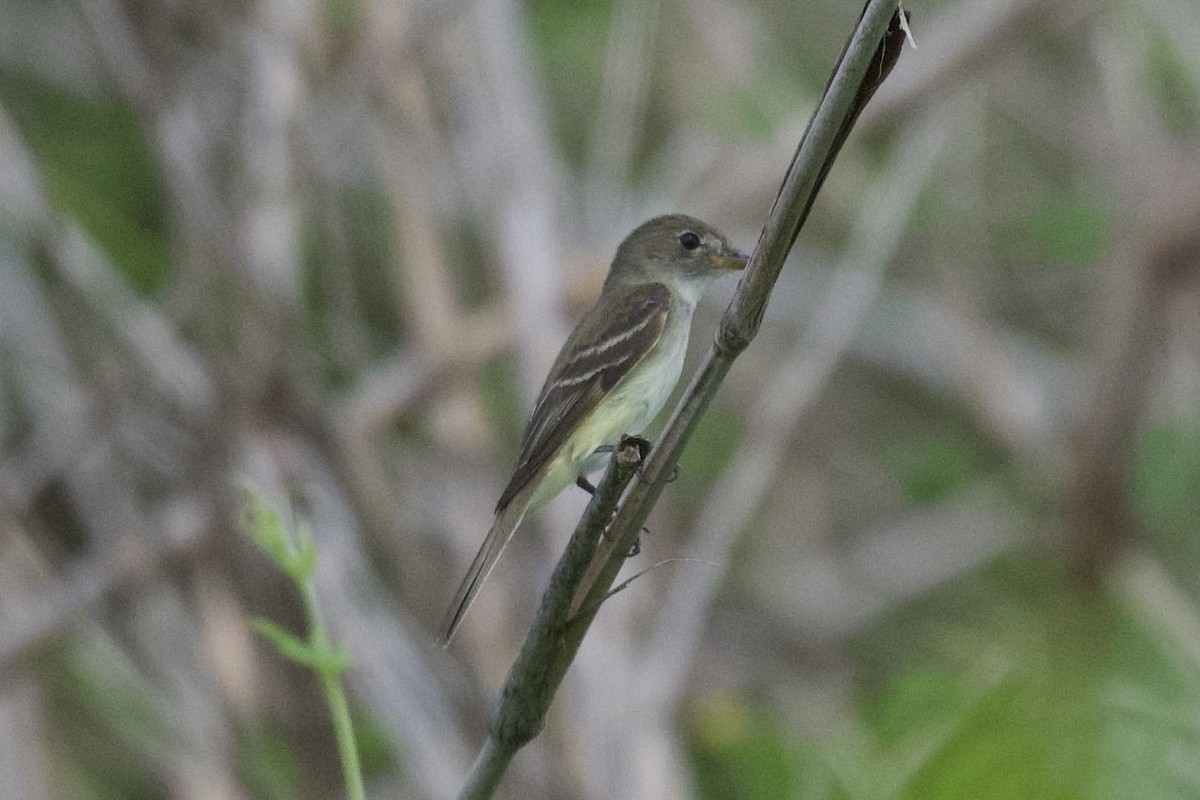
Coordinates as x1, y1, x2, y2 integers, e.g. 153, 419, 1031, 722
587, 436, 653, 556
609, 434, 681, 485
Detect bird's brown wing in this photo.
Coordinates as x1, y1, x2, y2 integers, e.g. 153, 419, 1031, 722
495, 282, 671, 511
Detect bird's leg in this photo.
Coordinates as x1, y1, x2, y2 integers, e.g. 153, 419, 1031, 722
583, 436, 656, 557
578, 473, 640, 555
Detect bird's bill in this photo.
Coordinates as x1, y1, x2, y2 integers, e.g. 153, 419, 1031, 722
707, 250, 750, 271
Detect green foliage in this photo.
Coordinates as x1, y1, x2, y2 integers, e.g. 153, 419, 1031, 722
321, 0, 362, 28
300, 184, 401, 388
875, 601, 1200, 800
0, 71, 169, 294
1144, 22, 1200, 139
678, 405, 742, 493
239, 486, 365, 800
444, 214, 500, 310
910, 182, 951, 232
867, 669, 972, 748
348, 709, 398, 781
241, 489, 318, 585
249, 618, 353, 675
1133, 421, 1200, 564
693, 558, 1200, 799
1025, 188, 1112, 267
238, 722, 302, 800
479, 354, 526, 449
717, 71, 809, 142
882, 432, 983, 506
689, 692, 811, 800
527, 0, 611, 168
40, 641, 170, 800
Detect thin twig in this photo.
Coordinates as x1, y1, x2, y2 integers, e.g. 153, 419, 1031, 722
600, 557, 721, 605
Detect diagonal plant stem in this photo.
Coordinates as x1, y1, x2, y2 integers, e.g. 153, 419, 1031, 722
458, 3, 907, 798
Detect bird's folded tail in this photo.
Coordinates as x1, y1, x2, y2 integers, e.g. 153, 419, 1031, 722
438, 493, 531, 647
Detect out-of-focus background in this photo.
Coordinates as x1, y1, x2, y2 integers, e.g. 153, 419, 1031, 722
2, 0, 1199, 797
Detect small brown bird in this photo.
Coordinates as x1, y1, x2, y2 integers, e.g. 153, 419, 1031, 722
440, 214, 747, 645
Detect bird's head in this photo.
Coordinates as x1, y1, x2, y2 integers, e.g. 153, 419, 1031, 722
608, 214, 748, 297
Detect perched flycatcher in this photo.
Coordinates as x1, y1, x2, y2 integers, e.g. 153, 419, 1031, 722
439, 214, 747, 645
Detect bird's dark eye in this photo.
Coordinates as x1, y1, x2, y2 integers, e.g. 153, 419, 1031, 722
679, 232, 701, 250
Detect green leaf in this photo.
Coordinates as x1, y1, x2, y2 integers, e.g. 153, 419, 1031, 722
1145, 22, 1200, 138
251, 619, 317, 664
852, 557, 1200, 800
883, 433, 982, 506
238, 721, 302, 800
239, 486, 319, 582
0, 71, 169, 294
250, 619, 353, 676
689, 691, 810, 800
1133, 421, 1200, 563
290, 521, 318, 583
1025, 188, 1111, 267
42, 637, 175, 800
678, 406, 742, 493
